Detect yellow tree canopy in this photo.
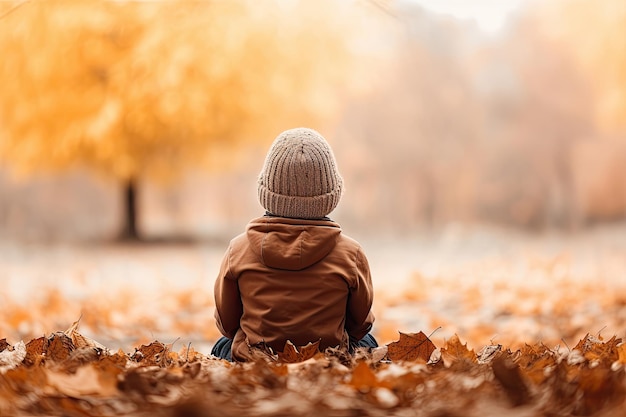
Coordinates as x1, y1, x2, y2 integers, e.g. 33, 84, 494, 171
534, 0, 626, 133
0, 0, 355, 181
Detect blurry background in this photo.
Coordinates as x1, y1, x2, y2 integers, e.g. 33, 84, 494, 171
1, 0, 625, 351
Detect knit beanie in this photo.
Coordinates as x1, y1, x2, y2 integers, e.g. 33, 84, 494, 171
258, 128, 343, 219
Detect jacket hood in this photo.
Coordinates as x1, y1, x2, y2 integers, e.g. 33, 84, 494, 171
246, 216, 342, 271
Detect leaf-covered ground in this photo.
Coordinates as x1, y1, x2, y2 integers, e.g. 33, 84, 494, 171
1, 225, 626, 415
1, 323, 625, 416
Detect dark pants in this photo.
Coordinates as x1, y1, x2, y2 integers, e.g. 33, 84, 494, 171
211, 336, 234, 361
211, 333, 379, 362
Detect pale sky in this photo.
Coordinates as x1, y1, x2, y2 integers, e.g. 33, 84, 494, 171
409, 0, 528, 33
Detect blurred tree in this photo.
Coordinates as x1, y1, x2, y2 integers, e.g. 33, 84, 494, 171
0, 0, 353, 240
336, 5, 484, 233
475, 14, 595, 229
536, 0, 626, 133
335, 1, 602, 232
531, 0, 626, 224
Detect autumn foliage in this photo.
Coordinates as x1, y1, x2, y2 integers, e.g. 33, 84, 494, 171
2, 0, 626, 240
1, 1, 626, 415
1, 322, 625, 416
535, 0, 626, 132
0, 0, 355, 238
0, 0, 351, 180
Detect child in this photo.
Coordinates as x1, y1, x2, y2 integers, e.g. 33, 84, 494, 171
211, 127, 377, 362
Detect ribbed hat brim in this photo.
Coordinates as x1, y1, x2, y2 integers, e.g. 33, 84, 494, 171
258, 178, 343, 219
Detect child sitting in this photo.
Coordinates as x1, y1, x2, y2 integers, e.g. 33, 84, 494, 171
211, 127, 377, 361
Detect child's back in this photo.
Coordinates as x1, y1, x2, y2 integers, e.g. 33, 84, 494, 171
212, 128, 376, 361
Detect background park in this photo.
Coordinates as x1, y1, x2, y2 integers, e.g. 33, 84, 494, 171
1, 0, 625, 415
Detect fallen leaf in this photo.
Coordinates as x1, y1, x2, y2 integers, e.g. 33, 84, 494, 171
246, 340, 278, 362
183, 361, 202, 379
46, 333, 75, 363
178, 345, 201, 362
95, 352, 128, 374
476, 344, 502, 364
277, 340, 320, 363
0, 341, 26, 373
298, 340, 321, 361
440, 334, 475, 367
378, 363, 425, 393
63, 317, 81, 337
387, 331, 436, 362
60, 347, 104, 373
3, 326, 626, 416
370, 346, 389, 363
23, 336, 48, 367
617, 343, 626, 364
2, 361, 49, 392
45, 363, 119, 397
516, 343, 556, 385
277, 341, 299, 363
347, 361, 380, 390
118, 367, 169, 397
491, 354, 531, 406
131, 341, 170, 367
573, 365, 623, 415
573, 333, 599, 353
574, 334, 622, 364
64, 317, 108, 351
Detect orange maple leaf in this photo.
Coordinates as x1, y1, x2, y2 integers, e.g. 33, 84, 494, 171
574, 334, 622, 364
387, 331, 436, 362
440, 334, 475, 367
277, 340, 320, 363
516, 343, 555, 385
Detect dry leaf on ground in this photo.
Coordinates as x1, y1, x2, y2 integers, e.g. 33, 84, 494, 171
277, 340, 321, 363
441, 334, 476, 367
386, 331, 436, 362
1, 324, 626, 416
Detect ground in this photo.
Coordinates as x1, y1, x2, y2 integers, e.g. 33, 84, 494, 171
1, 223, 626, 415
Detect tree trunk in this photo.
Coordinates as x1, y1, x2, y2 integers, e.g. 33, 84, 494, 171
120, 178, 140, 241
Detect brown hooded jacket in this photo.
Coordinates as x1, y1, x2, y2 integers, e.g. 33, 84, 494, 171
213, 215, 375, 361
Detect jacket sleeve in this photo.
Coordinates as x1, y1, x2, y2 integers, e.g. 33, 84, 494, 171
345, 246, 375, 341
213, 246, 243, 340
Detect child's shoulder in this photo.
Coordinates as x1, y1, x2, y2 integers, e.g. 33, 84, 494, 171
334, 231, 367, 258
228, 231, 248, 249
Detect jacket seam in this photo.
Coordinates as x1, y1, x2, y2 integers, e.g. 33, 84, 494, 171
299, 226, 304, 270
352, 245, 362, 289
226, 244, 235, 280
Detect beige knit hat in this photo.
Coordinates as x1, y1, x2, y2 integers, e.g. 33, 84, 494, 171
258, 128, 343, 219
